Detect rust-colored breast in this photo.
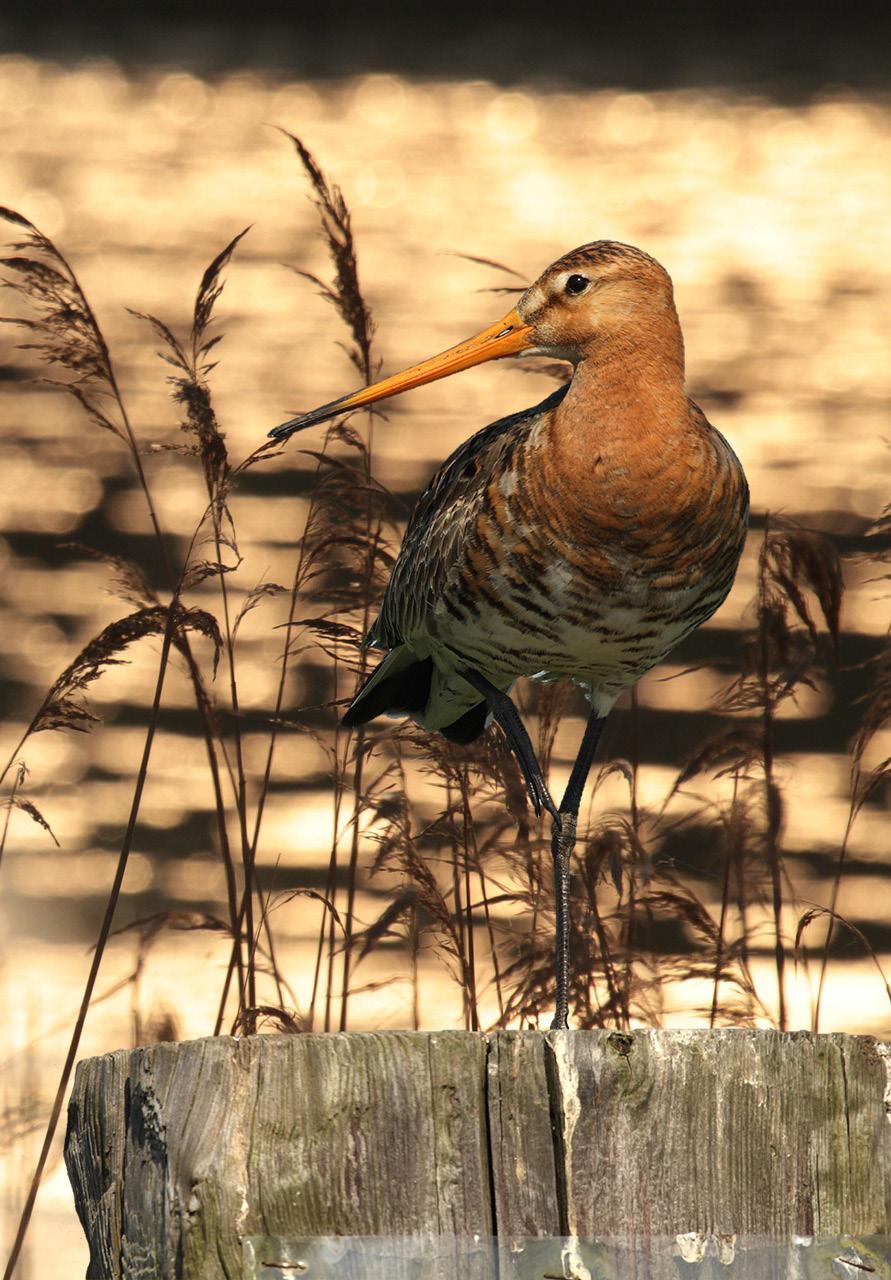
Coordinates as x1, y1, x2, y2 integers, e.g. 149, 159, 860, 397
526, 388, 748, 604
369, 373, 747, 695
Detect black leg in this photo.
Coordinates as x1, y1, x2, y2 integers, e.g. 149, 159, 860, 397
551, 709, 607, 1031
460, 668, 561, 824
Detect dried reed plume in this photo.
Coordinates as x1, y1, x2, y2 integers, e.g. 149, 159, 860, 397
0, 206, 258, 1276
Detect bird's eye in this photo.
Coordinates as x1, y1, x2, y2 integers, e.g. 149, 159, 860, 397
565, 274, 589, 296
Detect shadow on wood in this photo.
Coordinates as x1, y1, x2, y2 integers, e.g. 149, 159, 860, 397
64, 1029, 891, 1278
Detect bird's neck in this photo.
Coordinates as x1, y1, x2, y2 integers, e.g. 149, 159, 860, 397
535, 321, 700, 532
553, 320, 687, 449
580, 312, 684, 404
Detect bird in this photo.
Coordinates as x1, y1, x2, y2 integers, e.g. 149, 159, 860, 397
270, 241, 749, 1029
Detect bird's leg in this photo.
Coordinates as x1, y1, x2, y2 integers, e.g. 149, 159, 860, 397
551, 709, 607, 1031
460, 668, 560, 824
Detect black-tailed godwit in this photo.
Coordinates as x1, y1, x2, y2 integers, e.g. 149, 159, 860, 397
271, 241, 749, 1028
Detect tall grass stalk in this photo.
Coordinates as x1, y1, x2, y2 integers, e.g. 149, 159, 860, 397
279, 134, 389, 1032
0, 208, 252, 1015
2, 608, 179, 1280
0, 208, 261, 1270
712, 516, 841, 1029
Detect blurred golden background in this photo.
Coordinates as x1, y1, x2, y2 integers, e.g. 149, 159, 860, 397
2, 4, 891, 1270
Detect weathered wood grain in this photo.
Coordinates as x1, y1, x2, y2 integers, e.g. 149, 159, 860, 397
67, 1032, 490, 1279
544, 1029, 891, 1240
485, 1030, 560, 1241
65, 1030, 891, 1279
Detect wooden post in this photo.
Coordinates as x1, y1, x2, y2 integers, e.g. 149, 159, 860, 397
65, 1030, 891, 1278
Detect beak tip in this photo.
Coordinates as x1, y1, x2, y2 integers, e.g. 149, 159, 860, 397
268, 394, 350, 439
268, 415, 306, 440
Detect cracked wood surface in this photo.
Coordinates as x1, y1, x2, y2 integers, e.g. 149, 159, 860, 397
65, 1029, 891, 1278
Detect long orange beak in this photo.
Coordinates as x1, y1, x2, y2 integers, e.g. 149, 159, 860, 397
269, 306, 535, 440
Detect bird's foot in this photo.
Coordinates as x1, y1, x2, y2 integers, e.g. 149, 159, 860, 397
501, 726, 559, 825
501, 727, 560, 825
529, 773, 561, 827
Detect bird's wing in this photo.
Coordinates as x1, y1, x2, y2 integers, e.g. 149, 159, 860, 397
368, 383, 569, 649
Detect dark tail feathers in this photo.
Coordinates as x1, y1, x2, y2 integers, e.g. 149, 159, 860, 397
342, 654, 488, 744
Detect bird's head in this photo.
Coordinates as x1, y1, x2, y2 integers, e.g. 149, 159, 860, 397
514, 241, 678, 362
270, 241, 679, 440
